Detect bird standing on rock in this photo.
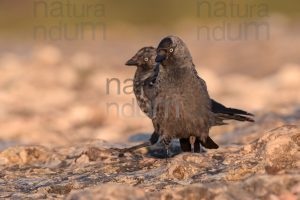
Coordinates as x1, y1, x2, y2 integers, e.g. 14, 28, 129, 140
124, 45, 253, 154
153, 36, 253, 155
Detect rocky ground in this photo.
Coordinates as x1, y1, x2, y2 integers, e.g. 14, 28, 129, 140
0, 124, 299, 199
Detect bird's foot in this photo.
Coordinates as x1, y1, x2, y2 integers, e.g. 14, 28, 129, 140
189, 136, 196, 153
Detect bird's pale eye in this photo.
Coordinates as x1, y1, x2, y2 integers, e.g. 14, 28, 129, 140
144, 57, 149, 62
169, 48, 174, 53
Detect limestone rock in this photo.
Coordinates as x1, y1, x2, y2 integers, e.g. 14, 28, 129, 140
0, 125, 298, 199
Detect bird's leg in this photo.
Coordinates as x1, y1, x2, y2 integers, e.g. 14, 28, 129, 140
199, 143, 203, 153
162, 137, 171, 160
166, 146, 170, 162
189, 136, 196, 153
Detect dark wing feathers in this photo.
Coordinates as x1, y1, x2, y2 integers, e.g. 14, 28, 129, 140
211, 99, 254, 116
215, 113, 255, 122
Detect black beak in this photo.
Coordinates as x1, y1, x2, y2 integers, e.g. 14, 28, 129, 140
125, 58, 138, 66
155, 50, 167, 63
155, 54, 166, 63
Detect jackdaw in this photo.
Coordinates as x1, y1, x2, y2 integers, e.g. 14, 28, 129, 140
154, 35, 253, 154
124, 46, 253, 153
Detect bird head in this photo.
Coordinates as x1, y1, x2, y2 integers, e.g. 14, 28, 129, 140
155, 36, 192, 67
125, 47, 157, 70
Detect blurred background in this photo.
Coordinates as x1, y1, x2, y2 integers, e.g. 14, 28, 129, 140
0, 0, 299, 149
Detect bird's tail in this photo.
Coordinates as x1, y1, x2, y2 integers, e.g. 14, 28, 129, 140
121, 141, 151, 153
215, 113, 254, 123
201, 136, 219, 149
211, 99, 254, 124
119, 132, 160, 154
